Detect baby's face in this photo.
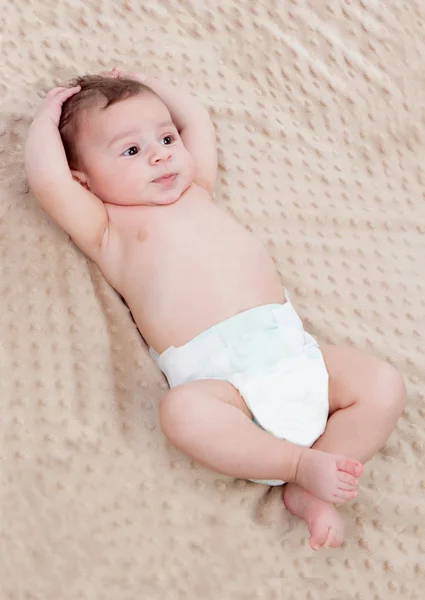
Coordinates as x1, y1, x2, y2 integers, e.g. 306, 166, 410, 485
75, 93, 194, 206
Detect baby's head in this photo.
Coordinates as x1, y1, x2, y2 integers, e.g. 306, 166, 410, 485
59, 75, 194, 206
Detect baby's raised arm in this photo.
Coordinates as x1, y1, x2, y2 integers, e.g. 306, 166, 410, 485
24, 86, 108, 259
111, 69, 217, 195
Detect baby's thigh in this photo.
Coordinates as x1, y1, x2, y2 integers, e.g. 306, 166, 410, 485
320, 344, 404, 415
160, 378, 254, 423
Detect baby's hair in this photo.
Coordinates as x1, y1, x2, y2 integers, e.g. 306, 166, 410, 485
59, 74, 156, 169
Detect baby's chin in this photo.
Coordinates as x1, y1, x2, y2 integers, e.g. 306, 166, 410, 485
103, 175, 193, 207
151, 195, 182, 206
150, 177, 193, 206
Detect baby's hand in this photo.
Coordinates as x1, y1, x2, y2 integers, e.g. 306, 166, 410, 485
34, 86, 81, 126
105, 67, 149, 84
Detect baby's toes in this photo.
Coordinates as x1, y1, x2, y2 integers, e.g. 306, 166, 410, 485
338, 482, 357, 492
310, 523, 332, 551
337, 472, 359, 491
308, 507, 345, 550
323, 525, 345, 549
336, 457, 363, 478
333, 488, 357, 504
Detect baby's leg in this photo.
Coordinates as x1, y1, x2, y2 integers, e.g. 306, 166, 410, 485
159, 379, 361, 503
283, 344, 406, 550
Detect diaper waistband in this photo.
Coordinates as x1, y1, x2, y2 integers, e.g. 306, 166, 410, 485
149, 290, 303, 367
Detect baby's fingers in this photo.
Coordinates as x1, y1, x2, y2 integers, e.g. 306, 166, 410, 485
105, 68, 148, 83
35, 85, 81, 125
46, 85, 81, 100
103, 68, 122, 78
61, 86, 81, 100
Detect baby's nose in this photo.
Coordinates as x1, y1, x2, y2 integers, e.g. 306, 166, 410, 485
151, 145, 171, 164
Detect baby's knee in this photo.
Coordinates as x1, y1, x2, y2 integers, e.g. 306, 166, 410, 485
159, 386, 192, 442
374, 360, 406, 416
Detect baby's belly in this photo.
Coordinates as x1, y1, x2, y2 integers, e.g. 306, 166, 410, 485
112, 192, 285, 353
124, 247, 285, 354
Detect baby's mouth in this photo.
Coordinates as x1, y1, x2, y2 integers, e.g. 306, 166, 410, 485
153, 173, 177, 186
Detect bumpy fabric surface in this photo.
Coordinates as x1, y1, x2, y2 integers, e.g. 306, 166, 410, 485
1, 1, 424, 598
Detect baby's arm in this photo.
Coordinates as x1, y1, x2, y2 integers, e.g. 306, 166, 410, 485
25, 86, 109, 259
111, 69, 217, 194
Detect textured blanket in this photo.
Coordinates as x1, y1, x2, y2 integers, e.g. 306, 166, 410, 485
1, 1, 424, 598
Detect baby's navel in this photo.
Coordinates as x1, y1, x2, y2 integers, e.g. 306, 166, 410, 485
137, 230, 146, 243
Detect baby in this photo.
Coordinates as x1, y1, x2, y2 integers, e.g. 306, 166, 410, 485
25, 69, 406, 550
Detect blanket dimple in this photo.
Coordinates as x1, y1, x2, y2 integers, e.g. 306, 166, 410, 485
1, 1, 424, 599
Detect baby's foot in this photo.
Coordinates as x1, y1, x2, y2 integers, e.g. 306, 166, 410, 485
294, 448, 363, 505
283, 483, 345, 550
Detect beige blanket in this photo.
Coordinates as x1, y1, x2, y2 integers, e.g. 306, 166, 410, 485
1, 1, 424, 598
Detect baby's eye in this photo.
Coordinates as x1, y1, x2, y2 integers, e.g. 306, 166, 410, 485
161, 135, 175, 146
122, 146, 139, 157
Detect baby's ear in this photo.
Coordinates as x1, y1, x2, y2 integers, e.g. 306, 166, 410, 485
71, 170, 91, 191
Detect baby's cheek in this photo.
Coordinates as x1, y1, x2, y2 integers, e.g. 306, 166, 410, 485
188, 155, 196, 179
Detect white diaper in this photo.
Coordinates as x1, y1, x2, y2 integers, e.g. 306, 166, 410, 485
149, 291, 329, 486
